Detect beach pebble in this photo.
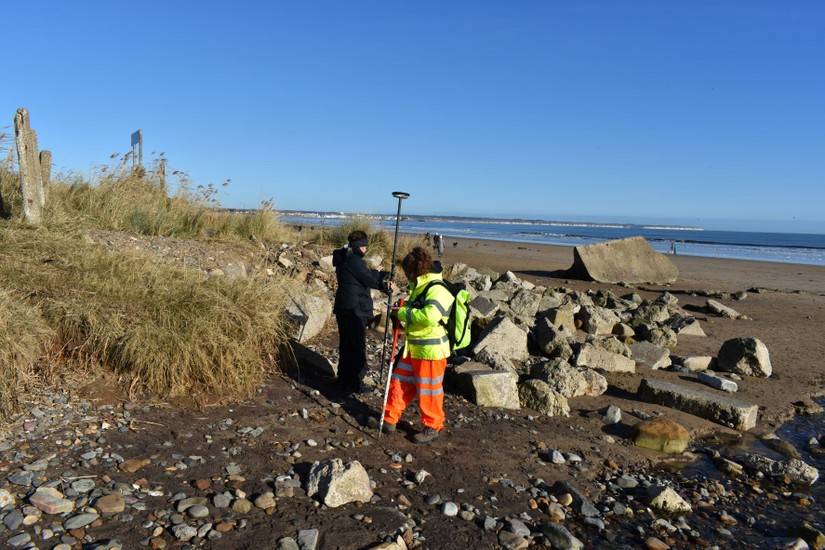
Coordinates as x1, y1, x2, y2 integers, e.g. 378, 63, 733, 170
441, 502, 459, 516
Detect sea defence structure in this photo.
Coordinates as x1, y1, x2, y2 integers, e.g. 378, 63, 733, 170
567, 236, 678, 285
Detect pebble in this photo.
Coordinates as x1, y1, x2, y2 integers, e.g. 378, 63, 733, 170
64, 512, 100, 529
441, 501, 459, 517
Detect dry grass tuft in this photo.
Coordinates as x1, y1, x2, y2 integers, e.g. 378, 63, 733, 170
0, 226, 293, 402
0, 160, 300, 406
0, 288, 55, 419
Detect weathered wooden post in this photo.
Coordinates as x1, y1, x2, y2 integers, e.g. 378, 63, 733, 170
14, 108, 44, 225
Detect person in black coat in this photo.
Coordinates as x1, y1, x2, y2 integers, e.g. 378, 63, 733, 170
332, 230, 390, 393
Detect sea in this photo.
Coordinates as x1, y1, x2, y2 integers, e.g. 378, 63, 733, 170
278, 213, 825, 267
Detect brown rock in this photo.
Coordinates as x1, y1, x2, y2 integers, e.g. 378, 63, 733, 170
645, 536, 670, 550
194, 479, 212, 491
633, 418, 690, 454
119, 458, 151, 473
149, 536, 167, 549
95, 494, 126, 515
215, 522, 235, 533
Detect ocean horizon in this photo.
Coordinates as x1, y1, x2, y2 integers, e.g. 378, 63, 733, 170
277, 211, 825, 267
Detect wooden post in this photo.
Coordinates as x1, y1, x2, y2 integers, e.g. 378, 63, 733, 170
14, 108, 44, 225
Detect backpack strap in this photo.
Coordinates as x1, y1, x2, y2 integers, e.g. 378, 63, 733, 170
410, 280, 452, 325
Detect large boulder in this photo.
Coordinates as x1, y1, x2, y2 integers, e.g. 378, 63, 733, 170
285, 292, 332, 343
518, 380, 570, 416
530, 318, 574, 360
567, 236, 678, 284
716, 337, 772, 378
305, 459, 373, 508
575, 343, 636, 373
473, 316, 530, 372
450, 363, 520, 409
530, 360, 607, 398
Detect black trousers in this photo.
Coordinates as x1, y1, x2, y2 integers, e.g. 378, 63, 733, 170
336, 310, 368, 392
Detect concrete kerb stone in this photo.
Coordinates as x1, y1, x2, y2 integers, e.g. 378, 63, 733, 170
637, 378, 758, 430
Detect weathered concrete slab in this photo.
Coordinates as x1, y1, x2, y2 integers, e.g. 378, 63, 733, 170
567, 236, 678, 284
630, 342, 672, 370
637, 378, 757, 430
697, 371, 738, 393
575, 343, 636, 373
450, 362, 520, 409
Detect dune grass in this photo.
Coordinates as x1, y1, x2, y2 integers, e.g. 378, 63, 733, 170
0, 287, 55, 419
0, 163, 298, 408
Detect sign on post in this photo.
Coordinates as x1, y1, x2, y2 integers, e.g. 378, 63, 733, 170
131, 129, 143, 172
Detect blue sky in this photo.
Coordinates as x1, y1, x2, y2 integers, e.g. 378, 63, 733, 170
3, 1, 824, 233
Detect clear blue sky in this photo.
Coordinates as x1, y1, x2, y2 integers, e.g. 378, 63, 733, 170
3, 1, 824, 233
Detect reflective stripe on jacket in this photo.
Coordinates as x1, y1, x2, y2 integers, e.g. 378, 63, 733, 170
397, 272, 454, 360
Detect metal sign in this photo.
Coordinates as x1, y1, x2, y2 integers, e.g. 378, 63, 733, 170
131, 130, 142, 147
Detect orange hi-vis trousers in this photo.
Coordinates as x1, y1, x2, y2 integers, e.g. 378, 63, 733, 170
384, 357, 446, 431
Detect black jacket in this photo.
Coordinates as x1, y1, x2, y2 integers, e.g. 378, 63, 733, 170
332, 247, 388, 320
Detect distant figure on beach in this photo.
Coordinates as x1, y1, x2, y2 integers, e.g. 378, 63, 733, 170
670, 242, 677, 255
437, 234, 445, 258
432, 233, 440, 253
424, 232, 431, 245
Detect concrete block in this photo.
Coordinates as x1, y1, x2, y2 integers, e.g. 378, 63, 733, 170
637, 378, 757, 430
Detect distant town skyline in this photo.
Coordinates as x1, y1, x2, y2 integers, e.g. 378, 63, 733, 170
3, 1, 824, 234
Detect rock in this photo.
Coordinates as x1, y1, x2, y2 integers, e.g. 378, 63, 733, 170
29, 487, 75, 515
633, 418, 690, 453
254, 492, 277, 510
473, 316, 530, 371
667, 315, 707, 337
64, 512, 100, 529
739, 454, 819, 485
518, 380, 570, 417
706, 299, 743, 319
539, 522, 585, 549
530, 318, 574, 360
786, 522, 825, 550
577, 305, 621, 335
94, 493, 126, 514
567, 236, 678, 285
499, 530, 530, 550
676, 355, 715, 372
638, 378, 758, 430
635, 323, 678, 348
630, 342, 672, 370
172, 524, 198, 542
0, 488, 14, 508
469, 296, 499, 321
530, 359, 607, 398
298, 529, 319, 550
575, 343, 636, 373
288, 340, 337, 378
602, 405, 622, 425
647, 486, 692, 513
305, 458, 374, 508
633, 301, 672, 324
285, 292, 332, 343
232, 498, 253, 514
118, 458, 151, 473
717, 337, 772, 378
5, 533, 32, 548
544, 305, 577, 332
441, 502, 459, 516
451, 363, 521, 409
510, 289, 542, 318
697, 371, 738, 393
551, 480, 600, 518
645, 537, 671, 550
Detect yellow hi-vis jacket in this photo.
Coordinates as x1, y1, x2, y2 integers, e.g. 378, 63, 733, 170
397, 272, 455, 360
